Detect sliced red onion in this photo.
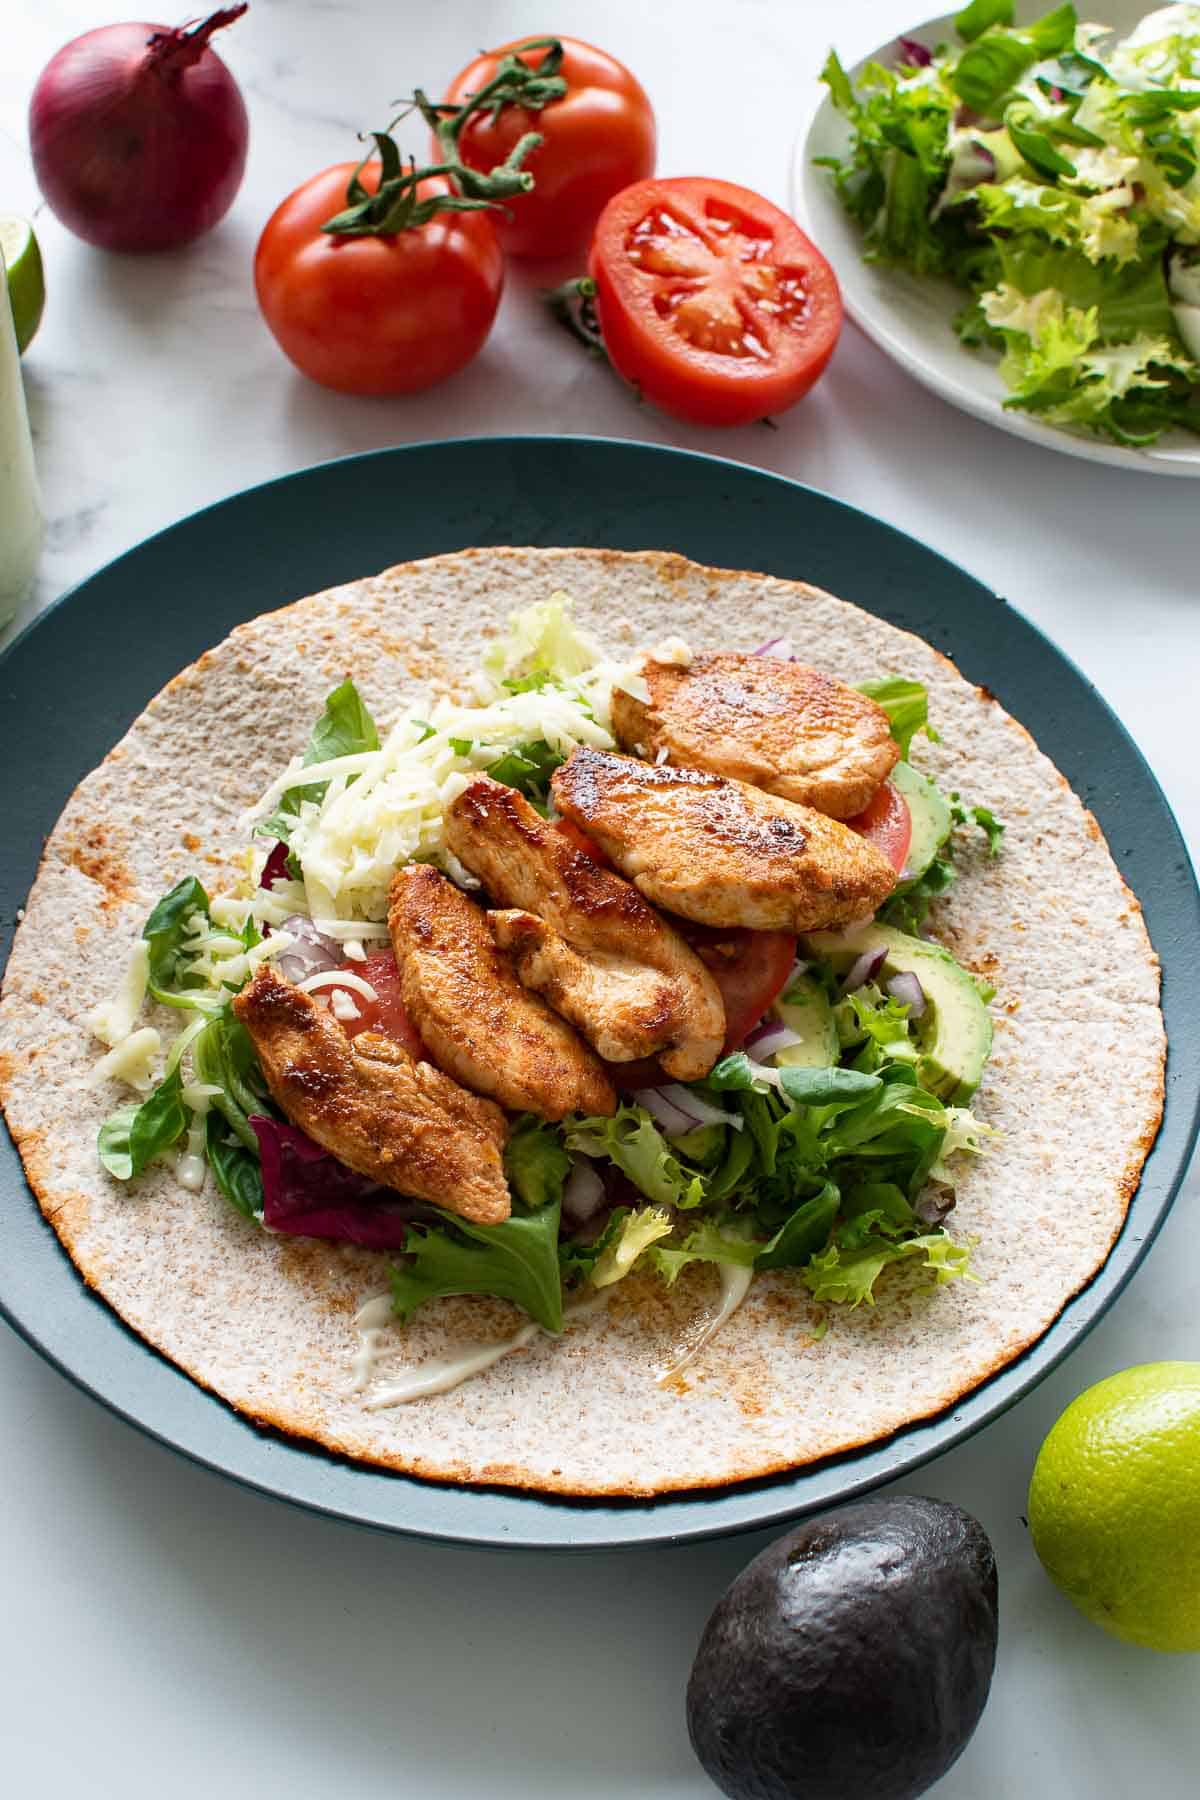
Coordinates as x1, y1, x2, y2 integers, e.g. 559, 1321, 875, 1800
886, 971, 927, 1018
752, 636, 796, 659
840, 947, 887, 995
634, 1087, 703, 1136
656, 1084, 743, 1131
897, 36, 933, 67
743, 1019, 805, 1059
562, 1156, 606, 1225
275, 914, 342, 985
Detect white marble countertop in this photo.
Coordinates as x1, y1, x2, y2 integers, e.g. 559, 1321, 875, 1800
2, 3, 1198, 1796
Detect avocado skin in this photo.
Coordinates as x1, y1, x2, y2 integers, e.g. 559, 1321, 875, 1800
686, 1496, 998, 1800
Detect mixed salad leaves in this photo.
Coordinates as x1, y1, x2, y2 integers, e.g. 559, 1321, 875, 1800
821, 3, 1200, 445
88, 602, 1002, 1355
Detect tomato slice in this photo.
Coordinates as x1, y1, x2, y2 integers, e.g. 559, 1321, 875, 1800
685, 925, 798, 1053
334, 949, 427, 1059
845, 782, 912, 876
587, 176, 843, 427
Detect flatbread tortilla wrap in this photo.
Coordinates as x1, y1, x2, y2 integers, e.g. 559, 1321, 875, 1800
0, 548, 1164, 1497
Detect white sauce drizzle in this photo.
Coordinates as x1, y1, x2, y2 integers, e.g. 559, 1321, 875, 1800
351, 1292, 395, 1392
353, 1292, 608, 1410
656, 1263, 754, 1386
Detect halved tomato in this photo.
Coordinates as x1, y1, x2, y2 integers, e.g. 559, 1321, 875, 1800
845, 782, 912, 875
587, 175, 843, 426
335, 949, 427, 1059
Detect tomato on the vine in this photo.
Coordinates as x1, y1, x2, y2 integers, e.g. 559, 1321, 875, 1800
586, 176, 843, 426
255, 165, 503, 395
845, 782, 912, 876
441, 36, 655, 259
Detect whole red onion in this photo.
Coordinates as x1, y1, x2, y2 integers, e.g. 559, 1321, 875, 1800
29, 8, 250, 253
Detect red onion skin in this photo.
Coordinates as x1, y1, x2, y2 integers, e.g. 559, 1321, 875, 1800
29, 10, 249, 253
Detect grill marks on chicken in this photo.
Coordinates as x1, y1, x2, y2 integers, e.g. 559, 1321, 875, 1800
551, 748, 897, 933
611, 652, 898, 819
388, 864, 616, 1122
233, 964, 511, 1225
445, 776, 726, 1081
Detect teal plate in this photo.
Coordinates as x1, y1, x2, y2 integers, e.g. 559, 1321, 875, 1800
2, 437, 1197, 1550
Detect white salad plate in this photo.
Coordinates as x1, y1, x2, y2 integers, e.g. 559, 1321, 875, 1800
793, 0, 1200, 476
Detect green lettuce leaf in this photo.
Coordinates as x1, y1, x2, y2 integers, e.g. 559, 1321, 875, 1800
591, 1205, 675, 1288
193, 1006, 271, 1152
951, 797, 1006, 854
878, 853, 957, 934
565, 1105, 705, 1209
952, 4, 1077, 114
803, 1231, 975, 1307
204, 1113, 263, 1219
391, 1200, 564, 1332
855, 676, 937, 758
483, 738, 565, 802
98, 1066, 188, 1181
646, 1218, 761, 1285
142, 875, 220, 1010
955, 0, 1014, 43
755, 1184, 841, 1270
504, 1116, 570, 1213
255, 677, 379, 844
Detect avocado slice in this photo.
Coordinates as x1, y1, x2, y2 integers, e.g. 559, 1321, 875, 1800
772, 974, 838, 1069
890, 760, 952, 888
687, 1496, 998, 1800
806, 922, 992, 1102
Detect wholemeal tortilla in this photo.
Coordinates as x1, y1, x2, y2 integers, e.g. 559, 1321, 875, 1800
0, 548, 1165, 1497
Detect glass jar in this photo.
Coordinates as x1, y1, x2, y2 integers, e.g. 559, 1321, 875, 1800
0, 247, 42, 631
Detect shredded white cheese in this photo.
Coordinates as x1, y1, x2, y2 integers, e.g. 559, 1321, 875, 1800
88, 940, 150, 1047
299, 969, 378, 1002
94, 1026, 162, 1092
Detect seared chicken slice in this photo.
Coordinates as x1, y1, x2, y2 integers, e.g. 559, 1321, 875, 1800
388, 864, 616, 1122
488, 909, 679, 1068
612, 652, 898, 819
233, 964, 510, 1225
445, 776, 725, 1081
551, 748, 897, 933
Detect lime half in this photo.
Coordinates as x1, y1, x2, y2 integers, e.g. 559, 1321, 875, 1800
1, 215, 45, 354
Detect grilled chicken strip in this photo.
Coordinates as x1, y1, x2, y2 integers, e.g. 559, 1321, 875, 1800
612, 652, 899, 819
445, 776, 725, 1081
233, 964, 510, 1225
551, 748, 897, 933
388, 864, 616, 1122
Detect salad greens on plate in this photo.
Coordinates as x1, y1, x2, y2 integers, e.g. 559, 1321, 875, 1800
821, 2, 1200, 445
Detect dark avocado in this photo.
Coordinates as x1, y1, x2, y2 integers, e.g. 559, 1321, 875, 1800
686, 1496, 998, 1800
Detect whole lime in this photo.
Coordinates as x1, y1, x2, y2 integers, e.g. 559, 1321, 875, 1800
1028, 1361, 1200, 1653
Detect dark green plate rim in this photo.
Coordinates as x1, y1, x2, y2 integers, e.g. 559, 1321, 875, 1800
2, 436, 1196, 1551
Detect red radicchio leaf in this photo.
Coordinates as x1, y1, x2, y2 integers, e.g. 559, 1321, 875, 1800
250, 1115, 418, 1249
